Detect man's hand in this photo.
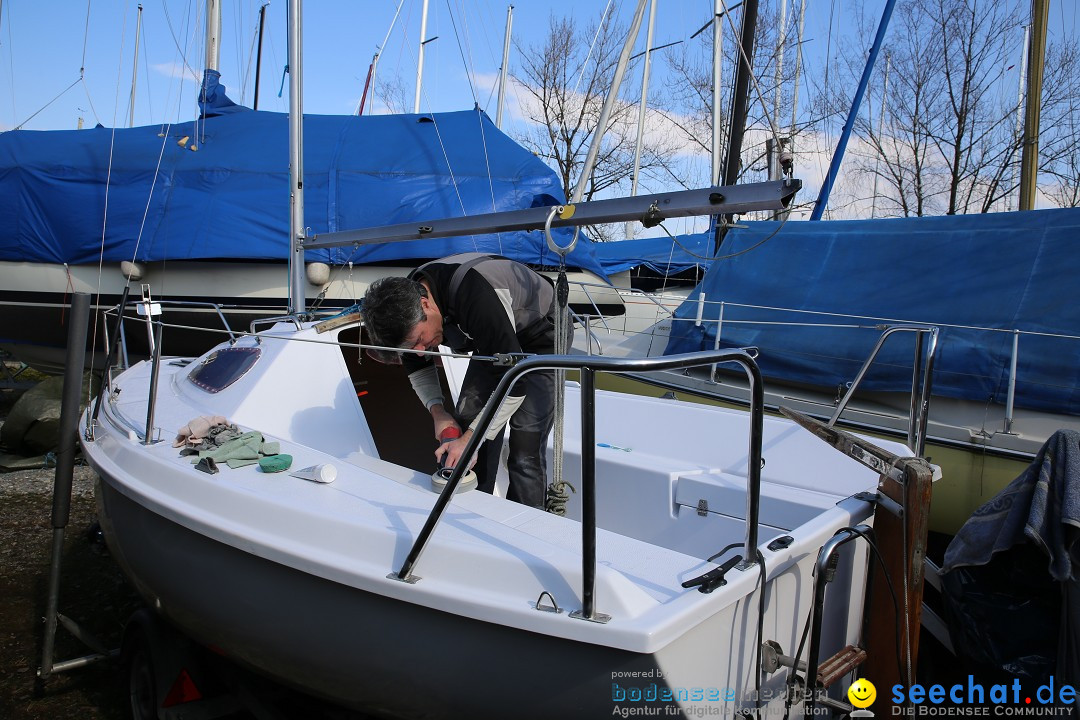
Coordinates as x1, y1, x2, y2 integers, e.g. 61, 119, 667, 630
436, 429, 475, 471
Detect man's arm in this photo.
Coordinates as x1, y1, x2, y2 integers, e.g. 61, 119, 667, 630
405, 361, 459, 439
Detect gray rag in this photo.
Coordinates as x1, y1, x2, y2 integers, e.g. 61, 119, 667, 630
942, 429, 1080, 582
177, 421, 242, 453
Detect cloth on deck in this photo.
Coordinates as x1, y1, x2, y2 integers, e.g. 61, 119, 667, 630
173, 415, 230, 448
942, 429, 1080, 582
188, 430, 281, 469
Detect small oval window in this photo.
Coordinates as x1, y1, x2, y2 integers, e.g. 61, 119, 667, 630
188, 347, 261, 393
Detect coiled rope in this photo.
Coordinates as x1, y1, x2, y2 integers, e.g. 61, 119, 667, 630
543, 207, 579, 515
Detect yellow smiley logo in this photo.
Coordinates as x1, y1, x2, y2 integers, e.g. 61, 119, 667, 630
848, 678, 877, 709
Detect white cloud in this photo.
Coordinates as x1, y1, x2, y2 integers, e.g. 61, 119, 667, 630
151, 61, 202, 85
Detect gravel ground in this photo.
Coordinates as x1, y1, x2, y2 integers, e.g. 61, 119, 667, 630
0, 385, 136, 720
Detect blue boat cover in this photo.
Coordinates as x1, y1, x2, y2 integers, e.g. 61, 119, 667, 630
593, 229, 713, 276
664, 208, 1080, 415
0, 72, 605, 277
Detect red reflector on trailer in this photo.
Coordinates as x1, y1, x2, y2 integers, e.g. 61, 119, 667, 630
162, 669, 203, 707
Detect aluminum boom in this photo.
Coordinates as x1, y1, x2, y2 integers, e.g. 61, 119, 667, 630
304, 179, 800, 250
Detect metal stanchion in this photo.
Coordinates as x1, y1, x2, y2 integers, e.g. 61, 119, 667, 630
37, 292, 116, 689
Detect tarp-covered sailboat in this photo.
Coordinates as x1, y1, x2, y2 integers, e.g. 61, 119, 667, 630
0, 72, 612, 371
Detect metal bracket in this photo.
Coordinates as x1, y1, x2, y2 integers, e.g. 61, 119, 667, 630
492, 353, 528, 367
760, 640, 808, 674
534, 591, 562, 614
696, 498, 709, 517
641, 202, 663, 228
569, 609, 611, 624
853, 490, 904, 519
386, 572, 421, 584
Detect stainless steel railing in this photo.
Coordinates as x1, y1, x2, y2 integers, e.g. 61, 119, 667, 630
829, 325, 938, 457
391, 348, 765, 623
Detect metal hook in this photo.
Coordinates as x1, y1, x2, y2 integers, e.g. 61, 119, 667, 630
544, 205, 580, 257
534, 590, 562, 614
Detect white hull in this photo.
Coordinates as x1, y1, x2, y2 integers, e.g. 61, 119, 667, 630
82, 317, 909, 716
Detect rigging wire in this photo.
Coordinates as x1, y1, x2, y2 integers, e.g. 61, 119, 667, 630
814, 0, 838, 210
716, 0, 786, 170
81, 0, 93, 76
241, 4, 263, 105
86, 0, 134, 386
12, 78, 82, 130
473, 110, 505, 255
471, 0, 504, 117
423, 112, 480, 252
13, 0, 106, 129
404, 3, 506, 256
449, 1, 505, 250
161, 0, 202, 90
137, 11, 156, 123
443, 0, 477, 105
384, 0, 416, 113
655, 209, 791, 264
353, 0, 407, 115
231, 0, 245, 101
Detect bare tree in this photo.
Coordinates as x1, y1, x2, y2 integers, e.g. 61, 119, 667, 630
375, 75, 411, 116
839, 2, 947, 216
511, 11, 681, 238
1035, 41, 1080, 208
659, 2, 795, 188
821, 0, 1080, 216
1045, 152, 1080, 208
643, 0, 833, 222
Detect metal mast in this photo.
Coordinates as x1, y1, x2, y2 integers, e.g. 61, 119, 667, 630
205, 0, 221, 72
413, 0, 430, 113
810, 0, 897, 220
626, 0, 659, 239
1008, 24, 1031, 212
287, 0, 306, 315
254, 3, 268, 110
129, 5, 143, 128
496, 5, 514, 128
771, 0, 787, 149
789, 0, 806, 139
720, 0, 758, 188
871, 54, 890, 218
710, 0, 725, 187
1019, 0, 1048, 211
571, 0, 650, 204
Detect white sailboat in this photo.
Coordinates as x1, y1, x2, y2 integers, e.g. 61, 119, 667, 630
76, 2, 932, 717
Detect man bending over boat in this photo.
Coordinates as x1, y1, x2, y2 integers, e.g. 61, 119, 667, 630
361, 253, 567, 509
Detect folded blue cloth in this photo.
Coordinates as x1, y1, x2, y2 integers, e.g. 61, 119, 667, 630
943, 429, 1080, 582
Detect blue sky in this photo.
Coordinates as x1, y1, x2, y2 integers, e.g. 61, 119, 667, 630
17, 0, 1069, 129
1, 1, 1076, 218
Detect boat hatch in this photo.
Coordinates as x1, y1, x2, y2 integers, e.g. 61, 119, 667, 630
187, 347, 261, 393
674, 472, 837, 532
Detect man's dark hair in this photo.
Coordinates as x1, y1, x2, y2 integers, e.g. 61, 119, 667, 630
362, 276, 427, 350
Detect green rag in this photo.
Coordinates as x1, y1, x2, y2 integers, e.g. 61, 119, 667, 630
191, 431, 281, 469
